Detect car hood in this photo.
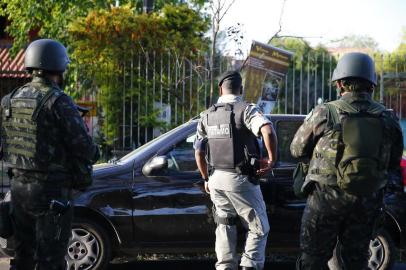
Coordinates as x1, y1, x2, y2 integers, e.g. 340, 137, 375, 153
90, 162, 126, 184
93, 163, 120, 171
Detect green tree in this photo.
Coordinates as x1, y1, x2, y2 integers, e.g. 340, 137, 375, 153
334, 34, 379, 51
270, 37, 337, 114
0, 0, 208, 55
68, 4, 209, 146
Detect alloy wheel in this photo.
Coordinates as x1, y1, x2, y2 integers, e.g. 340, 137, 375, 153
368, 237, 385, 269
65, 227, 100, 270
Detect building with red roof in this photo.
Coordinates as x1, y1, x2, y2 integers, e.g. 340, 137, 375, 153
0, 17, 31, 98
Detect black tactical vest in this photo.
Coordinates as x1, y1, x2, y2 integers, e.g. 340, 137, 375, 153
202, 101, 259, 173
1, 79, 68, 172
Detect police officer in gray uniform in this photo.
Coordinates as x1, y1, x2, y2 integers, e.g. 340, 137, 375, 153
194, 71, 277, 270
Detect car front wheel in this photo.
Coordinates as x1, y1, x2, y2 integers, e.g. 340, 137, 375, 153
66, 219, 112, 270
328, 229, 395, 270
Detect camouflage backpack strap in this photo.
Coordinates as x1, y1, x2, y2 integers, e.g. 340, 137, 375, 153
32, 87, 64, 121
329, 99, 358, 113
366, 101, 386, 115
324, 103, 339, 129
3, 86, 22, 118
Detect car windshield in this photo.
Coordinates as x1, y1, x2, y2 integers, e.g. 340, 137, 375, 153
117, 121, 193, 164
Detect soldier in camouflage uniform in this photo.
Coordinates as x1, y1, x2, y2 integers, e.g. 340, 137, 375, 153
1, 39, 99, 270
290, 52, 403, 270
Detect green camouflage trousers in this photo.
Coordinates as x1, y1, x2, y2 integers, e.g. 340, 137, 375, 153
10, 175, 73, 270
296, 183, 383, 270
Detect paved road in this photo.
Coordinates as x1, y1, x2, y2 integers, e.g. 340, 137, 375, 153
108, 261, 406, 270
0, 258, 405, 269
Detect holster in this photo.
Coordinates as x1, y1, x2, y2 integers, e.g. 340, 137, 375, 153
212, 205, 238, 226
0, 201, 13, 239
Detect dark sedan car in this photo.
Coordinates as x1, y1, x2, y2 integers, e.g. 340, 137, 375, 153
1, 114, 405, 270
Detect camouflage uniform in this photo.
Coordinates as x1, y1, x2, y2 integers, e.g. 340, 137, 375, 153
1, 76, 99, 270
290, 92, 403, 270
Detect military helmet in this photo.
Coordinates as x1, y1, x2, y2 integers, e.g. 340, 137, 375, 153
332, 52, 377, 85
24, 39, 70, 73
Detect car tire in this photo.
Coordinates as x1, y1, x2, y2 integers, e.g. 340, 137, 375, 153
66, 219, 112, 270
328, 229, 395, 270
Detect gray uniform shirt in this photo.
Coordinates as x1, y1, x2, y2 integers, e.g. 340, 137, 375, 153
195, 94, 272, 191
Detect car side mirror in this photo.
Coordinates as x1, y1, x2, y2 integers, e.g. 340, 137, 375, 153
142, 156, 168, 177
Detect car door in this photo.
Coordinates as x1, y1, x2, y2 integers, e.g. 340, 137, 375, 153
131, 131, 215, 248
265, 118, 306, 251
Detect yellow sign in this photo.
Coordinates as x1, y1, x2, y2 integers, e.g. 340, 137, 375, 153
243, 41, 293, 108
75, 101, 97, 117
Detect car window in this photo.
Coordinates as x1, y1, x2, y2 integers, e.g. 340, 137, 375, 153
165, 133, 198, 173
275, 120, 303, 164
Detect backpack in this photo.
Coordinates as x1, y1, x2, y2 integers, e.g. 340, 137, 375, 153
325, 99, 386, 196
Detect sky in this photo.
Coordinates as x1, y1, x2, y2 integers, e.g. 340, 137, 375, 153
220, 0, 406, 54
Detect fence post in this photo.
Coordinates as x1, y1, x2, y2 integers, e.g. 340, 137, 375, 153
314, 53, 318, 107
175, 56, 178, 126
285, 73, 288, 114
160, 52, 163, 111
321, 52, 325, 102
300, 56, 303, 114
122, 62, 126, 149
130, 54, 134, 148
167, 51, 171, 129
204, 56, 208, 109
329, 54, 332, 101
189, 59, 193, 119
307, 54, 310, 113
153, 51, 156, 120
292, 59, 295, 114
380, 54, 384, 104
138, 53, 141, 146
182, 58, 186, 123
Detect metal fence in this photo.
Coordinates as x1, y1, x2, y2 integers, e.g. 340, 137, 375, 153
71, 51, 234, 156
276, 52, 406, 118
1, 51, 405, 157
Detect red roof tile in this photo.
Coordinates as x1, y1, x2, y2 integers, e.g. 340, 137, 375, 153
0, 47, 30, 78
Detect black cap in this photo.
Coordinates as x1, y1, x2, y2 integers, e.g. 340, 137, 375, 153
218, 70, 242, 87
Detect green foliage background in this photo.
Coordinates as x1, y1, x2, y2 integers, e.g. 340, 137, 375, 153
0, 0, 210, 149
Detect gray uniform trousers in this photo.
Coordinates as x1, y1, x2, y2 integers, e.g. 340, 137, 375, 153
210, 185, 270, 270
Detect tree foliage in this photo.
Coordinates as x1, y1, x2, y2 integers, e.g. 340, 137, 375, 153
0, 0, 208, 55
334, 34, 379, 50
0, 0, 113, 55
67, 4, 210, 145
270, 37, 338, 113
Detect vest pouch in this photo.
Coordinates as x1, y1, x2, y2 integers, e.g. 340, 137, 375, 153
337, 113, 385, 195
337, 157, 384, 196
293, 162, 312, 198
0, 201, 13, 239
